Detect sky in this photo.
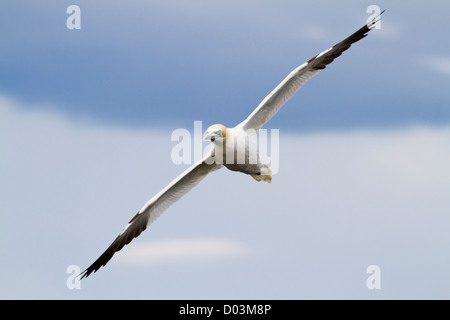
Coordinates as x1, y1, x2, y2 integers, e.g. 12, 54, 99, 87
1, 1, 450, 299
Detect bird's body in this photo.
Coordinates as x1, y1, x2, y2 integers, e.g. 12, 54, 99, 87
80, 12, 383, 279
205, 124, 272, 181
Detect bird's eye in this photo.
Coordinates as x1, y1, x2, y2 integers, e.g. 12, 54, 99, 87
211, 136, 215, 142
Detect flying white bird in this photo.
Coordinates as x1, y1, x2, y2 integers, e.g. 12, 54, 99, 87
80, 12, 383, 279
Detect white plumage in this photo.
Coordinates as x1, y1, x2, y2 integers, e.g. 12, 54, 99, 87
80, 13, 383, 278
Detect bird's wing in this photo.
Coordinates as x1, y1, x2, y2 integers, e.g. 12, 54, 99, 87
239, 12, 383, 132
80, 154, 221, 279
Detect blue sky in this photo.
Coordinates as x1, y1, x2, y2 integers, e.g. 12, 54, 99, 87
1, 1, 450, 299
2, 0, 449, 131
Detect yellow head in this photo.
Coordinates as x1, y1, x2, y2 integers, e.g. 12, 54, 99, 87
204, 124, 227, 143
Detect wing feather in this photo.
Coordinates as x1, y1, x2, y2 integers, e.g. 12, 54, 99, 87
80, 155, 221, 279
240, 12, 383, 131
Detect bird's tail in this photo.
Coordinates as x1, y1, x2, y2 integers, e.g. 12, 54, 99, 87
251, 164, 272, 183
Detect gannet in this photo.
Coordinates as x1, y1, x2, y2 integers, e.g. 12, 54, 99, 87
80, 13, 383, 279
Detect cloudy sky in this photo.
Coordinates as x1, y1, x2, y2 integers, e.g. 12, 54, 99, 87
1, 1, 449, 299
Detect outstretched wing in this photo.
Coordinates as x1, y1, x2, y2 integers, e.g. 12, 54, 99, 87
80, 155, 221, 279
239, 11, 384, 131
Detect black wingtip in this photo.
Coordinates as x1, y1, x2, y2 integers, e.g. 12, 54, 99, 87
78, 250, 112, 280
78, 268, 94, 280
79, 271, 87, 280
78, 211, 149, 280
367, 9, 386, 29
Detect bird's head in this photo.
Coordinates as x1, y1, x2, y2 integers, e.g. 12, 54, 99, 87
204, 124, 227, 143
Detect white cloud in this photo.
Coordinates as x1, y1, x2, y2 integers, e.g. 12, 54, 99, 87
425, 55, 450, 76
2, 94, 450, 299
115, 238, 250, 266
372, 20, 402, 39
